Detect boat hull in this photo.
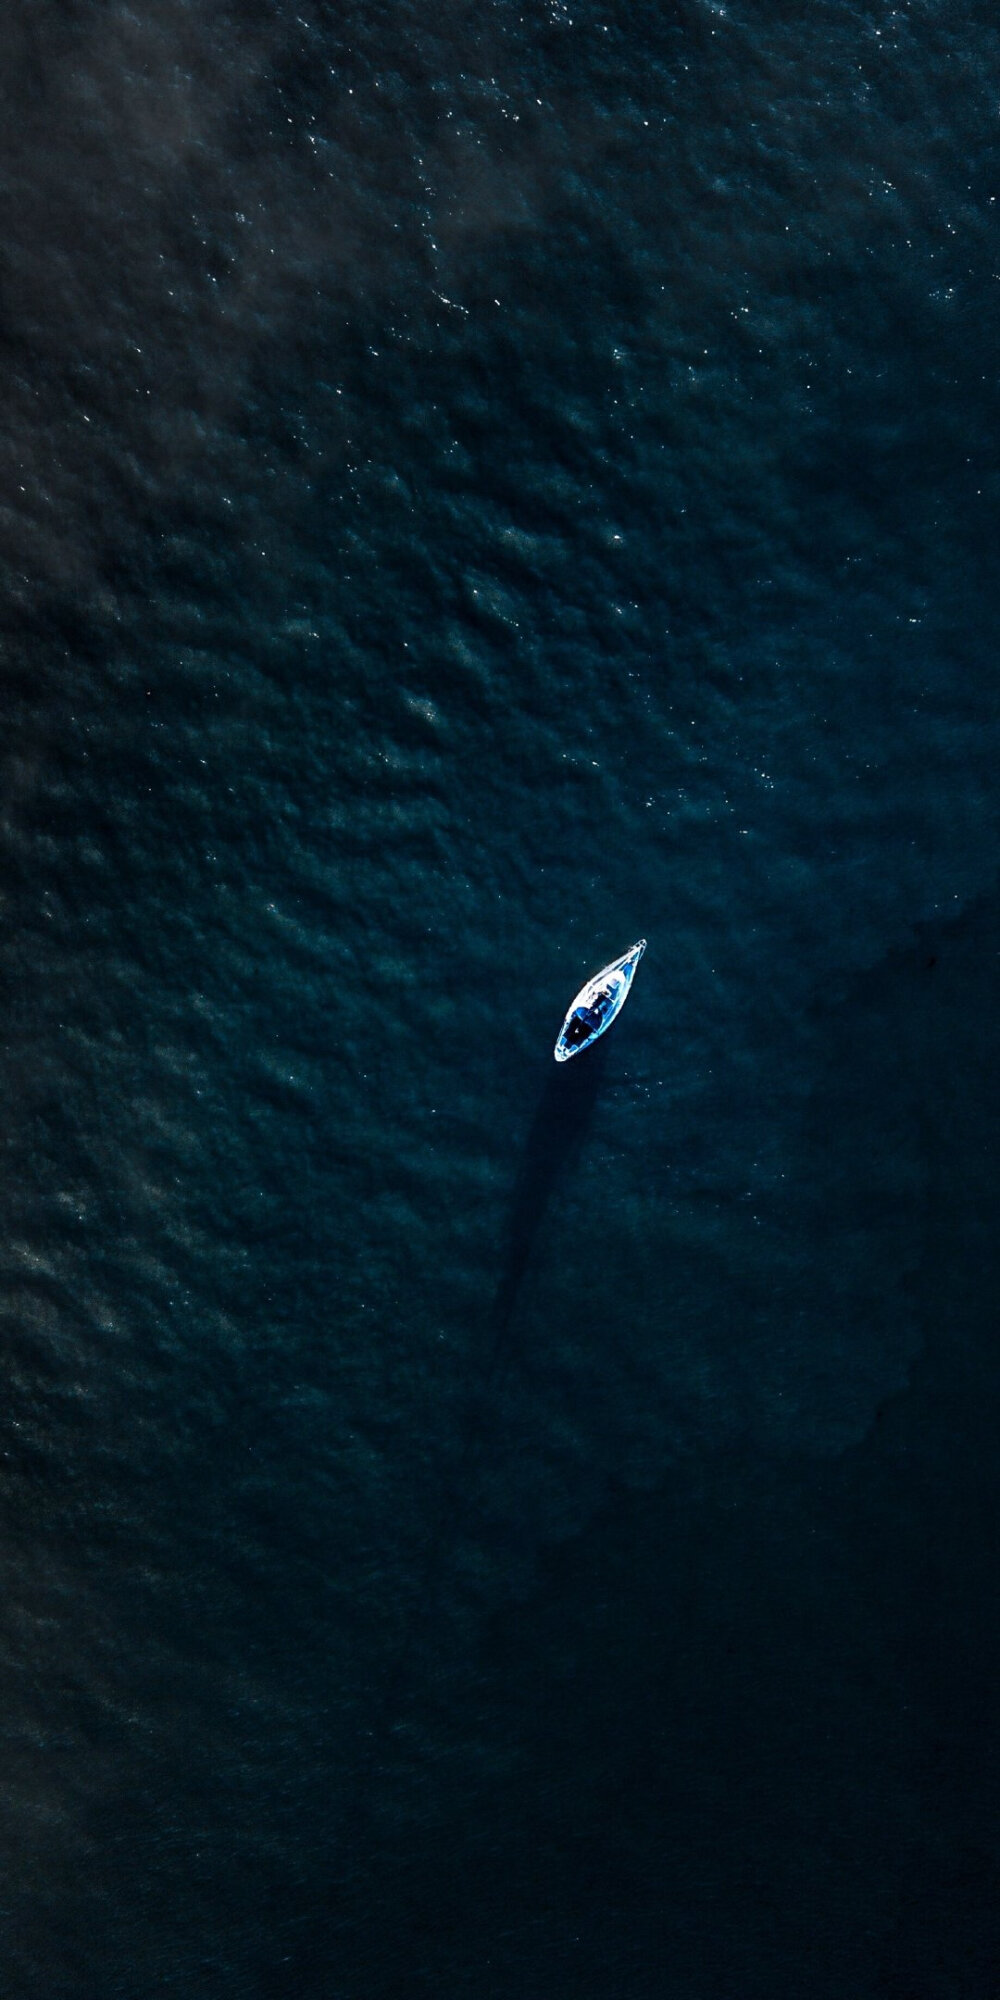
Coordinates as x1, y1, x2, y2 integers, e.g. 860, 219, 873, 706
553, 939, 646, 1062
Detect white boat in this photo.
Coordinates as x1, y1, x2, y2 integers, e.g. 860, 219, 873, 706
553, 939, 646, 1063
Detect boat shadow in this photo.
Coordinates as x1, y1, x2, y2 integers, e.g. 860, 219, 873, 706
487, 1040, 609, 1368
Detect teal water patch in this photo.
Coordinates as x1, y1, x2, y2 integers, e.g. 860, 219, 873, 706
1, 0, 1000, 1992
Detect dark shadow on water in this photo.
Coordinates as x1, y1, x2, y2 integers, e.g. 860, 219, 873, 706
487, 1038, 609, 1370
344, 1039, 610, 1843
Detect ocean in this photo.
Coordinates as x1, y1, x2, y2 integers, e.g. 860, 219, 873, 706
2, 0, 1000, 1992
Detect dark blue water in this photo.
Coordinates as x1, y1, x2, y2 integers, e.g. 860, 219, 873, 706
3, 0, 1000, 1991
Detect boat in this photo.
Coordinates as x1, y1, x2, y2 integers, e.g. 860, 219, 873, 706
553, 939, 646, 1063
